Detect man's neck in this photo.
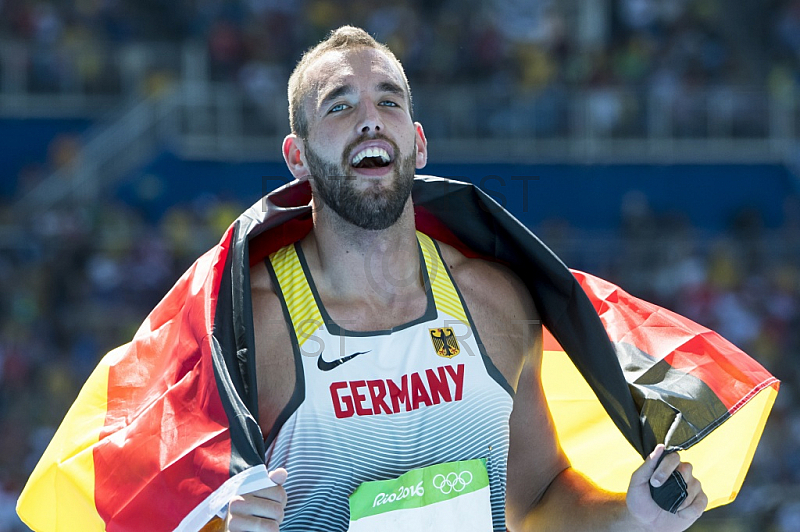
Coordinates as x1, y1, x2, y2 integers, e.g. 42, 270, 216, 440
301, 203, 423, 307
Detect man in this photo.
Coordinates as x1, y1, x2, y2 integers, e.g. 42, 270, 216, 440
222, 26, 707, 532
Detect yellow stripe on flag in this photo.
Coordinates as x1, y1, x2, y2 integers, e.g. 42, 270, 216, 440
542, 348, 777, 509
17, 346, 121, 531
680, 383, 777, 508
542, 349, 641, 494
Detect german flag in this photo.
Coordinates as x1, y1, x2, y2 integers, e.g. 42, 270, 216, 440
16, 223, 272, 531
17, 177, 778, 530
540, 273, 778, 507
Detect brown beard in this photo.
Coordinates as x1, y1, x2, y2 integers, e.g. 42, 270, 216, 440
305, 134, 416, 230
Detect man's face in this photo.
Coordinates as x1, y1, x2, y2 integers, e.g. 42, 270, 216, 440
297, 47, 425, 230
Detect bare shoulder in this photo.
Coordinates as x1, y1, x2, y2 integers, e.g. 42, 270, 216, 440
249, 260, 296, 438
249, 260, 289, 329
436, 240, 540, 330
435, 240, 541, 390
249, 258, 290, 346
250, 258, 274, 293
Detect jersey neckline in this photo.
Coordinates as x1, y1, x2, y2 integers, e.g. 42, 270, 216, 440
293, 238, 438, 337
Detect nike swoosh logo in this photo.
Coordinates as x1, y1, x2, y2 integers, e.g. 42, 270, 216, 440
317, 350, 372, 371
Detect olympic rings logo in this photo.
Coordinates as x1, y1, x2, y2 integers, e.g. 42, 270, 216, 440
432, 471, 473, 494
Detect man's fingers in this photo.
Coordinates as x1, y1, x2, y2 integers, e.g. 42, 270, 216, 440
629, 443, 666, 488
675, 462, 695, 500
650, 448, 681, 488
226, 491, 286, 531
225, 470, 289, 531
675, 462, 706, 515
230, 493, 284, 519
627, 444, 707, 526
226, 512, 280, 532
262, 498, 285, 522
246, 485, 288, 506
268, 467, 288, 485
677, 486, 708, 521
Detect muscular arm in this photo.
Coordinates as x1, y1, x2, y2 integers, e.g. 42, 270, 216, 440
504, 299, 705, 531
504, 311, 638, 532
506, 345, 640, 531
440, 241, 705, 532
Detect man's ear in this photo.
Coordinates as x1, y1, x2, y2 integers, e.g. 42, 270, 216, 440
414, 122, 428, 170
283, 134, 309, 180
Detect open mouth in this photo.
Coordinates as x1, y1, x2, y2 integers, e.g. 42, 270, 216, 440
351, 146, 393, 169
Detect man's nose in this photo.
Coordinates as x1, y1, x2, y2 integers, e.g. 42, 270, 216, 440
357, 103, 383, 134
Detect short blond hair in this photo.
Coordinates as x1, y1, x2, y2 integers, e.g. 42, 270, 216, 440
287, 26, 413, 138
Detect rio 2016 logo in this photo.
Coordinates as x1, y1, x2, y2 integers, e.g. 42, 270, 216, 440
432, 471, 473, 494
372, 481, 424, 508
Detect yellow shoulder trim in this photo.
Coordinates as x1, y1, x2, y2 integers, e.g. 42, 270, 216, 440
416, 232, 468, 326
269, 244, 323, 347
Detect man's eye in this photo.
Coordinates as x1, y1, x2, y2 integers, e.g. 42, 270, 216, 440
329, 103, 348, 113
379, 100, 399, 107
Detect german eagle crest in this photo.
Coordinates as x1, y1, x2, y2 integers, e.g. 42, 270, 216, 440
429, 327, 460, 358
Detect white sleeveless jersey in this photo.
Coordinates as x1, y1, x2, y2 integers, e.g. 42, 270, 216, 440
264, 232, 514, 531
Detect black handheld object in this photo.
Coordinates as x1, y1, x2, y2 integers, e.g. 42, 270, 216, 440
649, 452, 688, 514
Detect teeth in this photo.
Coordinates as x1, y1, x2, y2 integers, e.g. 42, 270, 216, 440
351, 147, 391, 166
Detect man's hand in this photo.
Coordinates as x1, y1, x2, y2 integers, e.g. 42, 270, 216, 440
627, 445, 707, 532
225, 468, 288, 532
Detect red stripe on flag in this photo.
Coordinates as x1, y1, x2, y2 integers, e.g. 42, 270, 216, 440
665, 333, 779, 413
249, 217, 312, 267
542, 328, 562, 352
573, 270, 777, 412
94, 229, 234, 530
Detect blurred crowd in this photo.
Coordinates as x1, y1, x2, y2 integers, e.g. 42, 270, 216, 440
0, 0, 790, 87
2, 0, 800, 136
2, 0, 800, 531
